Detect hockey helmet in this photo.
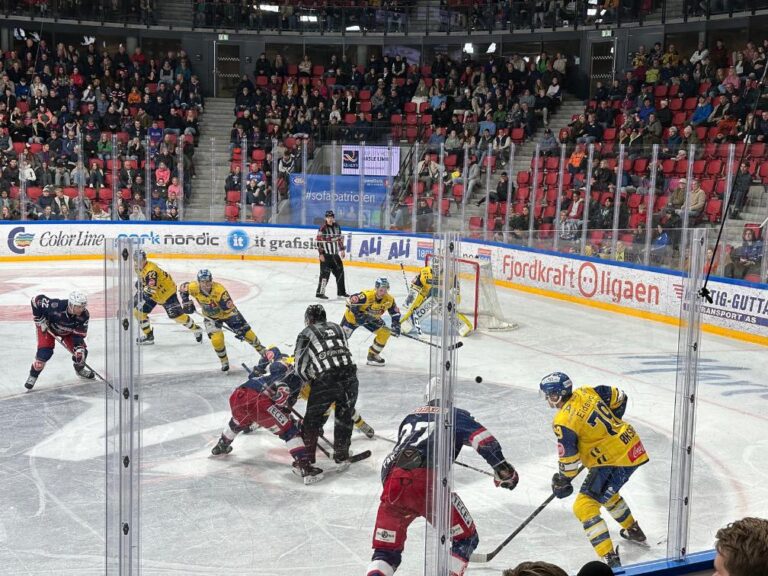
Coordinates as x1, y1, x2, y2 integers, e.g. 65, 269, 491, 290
133, 249, 147, 271
304, 304, 327, 326
197, 269, 213, 283
325, 210, 335, 218
539, 372, 573, 407
424, 376, 441, 403
263, 346, 283, 363
67, 290, 88, 313
375, 277, 390, 291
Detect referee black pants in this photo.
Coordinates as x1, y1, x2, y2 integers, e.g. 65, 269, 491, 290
303, 365, 359, 462
317, 254, 347, 296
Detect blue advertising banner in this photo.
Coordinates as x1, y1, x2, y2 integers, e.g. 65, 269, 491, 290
288, 174, 388, 227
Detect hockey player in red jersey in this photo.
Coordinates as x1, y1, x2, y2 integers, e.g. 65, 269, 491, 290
366, 378, 519, 576
210, 347, 324, 485
26, 290, 94, 390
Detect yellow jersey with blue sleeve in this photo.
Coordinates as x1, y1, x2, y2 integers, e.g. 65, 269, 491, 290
344, 289, 399, 325
413, 266, 436, 299
139, 261, 178, 304
181, 281, 237, 321
552, 385, 648, 478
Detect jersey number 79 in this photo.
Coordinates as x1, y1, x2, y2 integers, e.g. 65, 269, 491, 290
587, 402, 621, 436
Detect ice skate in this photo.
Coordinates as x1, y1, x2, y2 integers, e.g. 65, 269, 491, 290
620, 522, 647, 546
221, 360, 230, 372
193, 326, 203, 343
75, 365, 95, 379
211, 437, 233, 455
315, 293, 329, 300
603, 548, 621, 568
138, 331, 155, 345
292, 460, 324, 485
24, 374, 38, 390
367, 351, 385, 366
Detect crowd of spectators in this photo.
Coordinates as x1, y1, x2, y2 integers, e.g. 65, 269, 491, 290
190, 0, 654, 34
223, 48, 567, 221
463, 37, 767, 280
5, 0, 157, 24
0, 40, 203, 222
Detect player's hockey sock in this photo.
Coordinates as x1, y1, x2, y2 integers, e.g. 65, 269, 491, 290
582, 515, 615, 558
605, 494, 635, 528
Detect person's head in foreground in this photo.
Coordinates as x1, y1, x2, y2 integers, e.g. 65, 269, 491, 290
714, 517, 768, 576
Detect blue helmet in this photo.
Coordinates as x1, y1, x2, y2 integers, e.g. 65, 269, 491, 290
197, 269, 213, 283
375, 277, 390, 290
539, 372, 573, 404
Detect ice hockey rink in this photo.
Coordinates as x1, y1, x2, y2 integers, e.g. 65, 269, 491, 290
0, 257, 766, 575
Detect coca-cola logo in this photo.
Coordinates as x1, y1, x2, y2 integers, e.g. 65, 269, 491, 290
628, 441, 646, 462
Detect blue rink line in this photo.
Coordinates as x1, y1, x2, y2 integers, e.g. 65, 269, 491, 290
623, 550, 714, 576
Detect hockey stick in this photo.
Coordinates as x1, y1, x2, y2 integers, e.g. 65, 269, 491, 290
374, 434, 492, 477
401, 331, 463, 351
470, 466, 586, 563
52, 334, 116, 392
399, 263, 410, 292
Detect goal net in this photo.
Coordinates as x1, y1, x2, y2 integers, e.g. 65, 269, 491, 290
425, 254, 518, 332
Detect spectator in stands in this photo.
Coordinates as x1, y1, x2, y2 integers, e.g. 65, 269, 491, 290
649, 223, 672, 264
675, 179, 706, 219
643, 113, 663, 150
1, 204, 15, 221
225, 165, 243, 194
129, 203, 146, 220
38, 204, 58, 221
415, 198, 433, 233
417, 154, 440, 193
92, 203, 111, 221
52, 186, 73, 214
690, 96, 713, 127
725, 229, 763, 280
567, 145, 587, 179
730, 162, 753, 218
681, 125, 703, 158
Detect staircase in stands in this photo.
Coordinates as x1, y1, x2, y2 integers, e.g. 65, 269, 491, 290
184, 98, 233, 222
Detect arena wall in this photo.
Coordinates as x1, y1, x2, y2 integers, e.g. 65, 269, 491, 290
3, 221, 766, 346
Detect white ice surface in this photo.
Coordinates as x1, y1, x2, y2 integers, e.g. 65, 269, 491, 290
0, 258, 766, 575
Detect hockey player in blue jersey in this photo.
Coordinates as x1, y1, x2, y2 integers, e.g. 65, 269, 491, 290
26, 291, 94, 390
366, 378, 519, 576
210, 347, 324, 485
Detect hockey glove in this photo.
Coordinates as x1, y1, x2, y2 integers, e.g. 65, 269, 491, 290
493, 461, 519, 491
266, 384, 292, 408
181, 299, 196, 315
551, 472, 574, 499
71, 346, 87, 365
34, 317, 49, 333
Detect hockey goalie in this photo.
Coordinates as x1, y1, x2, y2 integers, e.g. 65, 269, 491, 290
399, 260, 473, 338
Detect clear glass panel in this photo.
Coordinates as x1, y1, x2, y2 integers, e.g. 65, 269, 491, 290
0, 234, 113, 572
132, 230, 437, 573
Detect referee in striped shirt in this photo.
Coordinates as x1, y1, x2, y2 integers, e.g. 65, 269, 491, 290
316, 210, 348, 299
295, 304, 359, 466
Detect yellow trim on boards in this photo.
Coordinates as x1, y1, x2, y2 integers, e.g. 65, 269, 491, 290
2, 252, 765, 346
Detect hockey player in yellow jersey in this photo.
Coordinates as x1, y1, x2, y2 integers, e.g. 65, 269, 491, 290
539, 372, 649, 568
341, 277, 401, 366
179, 269, 266, 372
400, 261, 472, 337
133, 250, 203, 345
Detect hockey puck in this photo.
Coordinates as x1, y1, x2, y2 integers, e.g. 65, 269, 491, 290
475, 376, 483, 383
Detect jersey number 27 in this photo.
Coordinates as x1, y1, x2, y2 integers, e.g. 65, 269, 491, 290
397, 421, 434, 449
